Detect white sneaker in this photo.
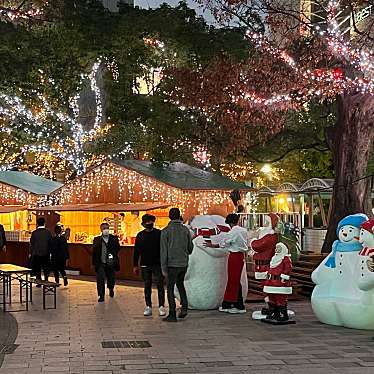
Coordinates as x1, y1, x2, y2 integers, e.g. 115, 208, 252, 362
143, 306, 152, 316
159, 306, 166, 316
228, 308, 247, 314
218, 307, 229, 313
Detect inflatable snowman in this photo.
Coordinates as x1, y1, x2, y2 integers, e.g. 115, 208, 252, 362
176, 215, 248, 310
311, 213, 374, 329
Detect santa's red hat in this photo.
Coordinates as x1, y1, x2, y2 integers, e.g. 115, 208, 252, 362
268, 213, 279, 229
361, 218, 374, 233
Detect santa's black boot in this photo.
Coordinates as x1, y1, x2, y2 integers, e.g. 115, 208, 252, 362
277, 306, 289, 322
261, 303, 271, 316
265, 304, 279, 320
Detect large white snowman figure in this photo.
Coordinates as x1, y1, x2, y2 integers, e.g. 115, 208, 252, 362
311, 213, 371, 329
176, 215, 248, 310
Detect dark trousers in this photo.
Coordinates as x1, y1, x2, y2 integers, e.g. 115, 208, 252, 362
167, 267, 188, 314
52, 260, 67, 284
141, 265, 165, 307
222, 285, 245, 310
32, 255, 50, 281
96, 264, 115, 297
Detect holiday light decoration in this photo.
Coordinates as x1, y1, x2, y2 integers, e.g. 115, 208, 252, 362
0, 183, 36, 206
192, 146, 211, 169
39, 162, 235, 215
240, 1, 374, 108
0, 57, 116, 174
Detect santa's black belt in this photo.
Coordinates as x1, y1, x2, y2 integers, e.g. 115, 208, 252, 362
268, 275, 282, 280
255, 260, 270, 265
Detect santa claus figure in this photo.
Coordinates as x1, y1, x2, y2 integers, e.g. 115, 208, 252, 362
262, 242, 294, 324
249, 213, 279, 317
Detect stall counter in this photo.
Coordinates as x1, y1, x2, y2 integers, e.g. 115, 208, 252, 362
0, 241, 141, 281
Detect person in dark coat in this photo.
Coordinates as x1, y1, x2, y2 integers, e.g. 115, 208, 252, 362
0, 223, 6, 252
30, 217, 52, 284
92, 222, 120, 302
50, 225, 69, 286
133, 214, 165, 317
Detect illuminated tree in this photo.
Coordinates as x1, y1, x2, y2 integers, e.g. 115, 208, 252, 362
171, 0, 374, 251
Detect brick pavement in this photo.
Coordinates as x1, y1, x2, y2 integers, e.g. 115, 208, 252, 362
1, 279, 374, 374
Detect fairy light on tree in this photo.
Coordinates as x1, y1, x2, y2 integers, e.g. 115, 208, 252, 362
173, 0, 374, 251
0, 57, 115, 175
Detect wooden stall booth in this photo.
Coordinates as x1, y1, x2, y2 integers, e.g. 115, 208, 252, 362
32, 159, 250, 280
0, 171, 62, 266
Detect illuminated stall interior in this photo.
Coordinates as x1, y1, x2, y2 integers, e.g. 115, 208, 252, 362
34, 203, 170, 245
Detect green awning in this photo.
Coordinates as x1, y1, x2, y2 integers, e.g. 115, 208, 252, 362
113, 159, 249, 191
0, 171, 62, 195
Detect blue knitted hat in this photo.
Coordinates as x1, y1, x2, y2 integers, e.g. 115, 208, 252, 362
336, 213, 368, 236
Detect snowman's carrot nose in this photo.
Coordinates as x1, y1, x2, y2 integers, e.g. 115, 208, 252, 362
354, 236, 359, 240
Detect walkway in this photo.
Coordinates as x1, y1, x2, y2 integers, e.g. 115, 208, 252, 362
1, 279, 374, 374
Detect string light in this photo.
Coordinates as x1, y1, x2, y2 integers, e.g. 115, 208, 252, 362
240, 1, 374, 108
0, 57, 116, 175
38, 162, 234, 215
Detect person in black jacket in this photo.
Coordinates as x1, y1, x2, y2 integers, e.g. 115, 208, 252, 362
133, 214, 165, 317
92, 222, 120, 302
50, 225, 69, 286
0, 223, 6, 252
30, 217, 52, 283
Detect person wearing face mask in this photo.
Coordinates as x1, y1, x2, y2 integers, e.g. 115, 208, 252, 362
133, 214, 165, 317
92, 222, 120, 302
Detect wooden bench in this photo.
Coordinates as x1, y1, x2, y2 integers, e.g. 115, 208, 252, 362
28, 278, 59, 310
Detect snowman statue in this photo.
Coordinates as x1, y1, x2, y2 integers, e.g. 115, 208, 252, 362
175, 215, 248, 310
357, 218, 374, 291
311, 213, 371, 329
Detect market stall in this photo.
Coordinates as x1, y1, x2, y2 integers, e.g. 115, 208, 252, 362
2, 160, 249, 280
43, 159, 249, 219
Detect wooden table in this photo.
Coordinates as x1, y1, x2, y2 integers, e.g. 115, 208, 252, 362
0, 264, 32, 312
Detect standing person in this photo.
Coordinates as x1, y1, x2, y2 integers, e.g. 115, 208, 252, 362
133, 214, 166, 317
30, 217, 52, 284
161, 208, 193, 322
204, 213, 249, 314
50, 225, 69, 286
0, 222, 6, 252
92, 223, 120, 302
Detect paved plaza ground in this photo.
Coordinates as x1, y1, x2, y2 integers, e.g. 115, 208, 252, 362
1, 279, 374, 374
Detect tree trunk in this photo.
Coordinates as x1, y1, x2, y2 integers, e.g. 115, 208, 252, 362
322, 93, 374, 253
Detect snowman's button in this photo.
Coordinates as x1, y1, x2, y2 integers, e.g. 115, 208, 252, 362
339, 270, 342, 274
362, 267, 364, 270
362, 274, 364, 277
339, 262, 342, 266
340, 254, 343, 258
362, 260, 365, 264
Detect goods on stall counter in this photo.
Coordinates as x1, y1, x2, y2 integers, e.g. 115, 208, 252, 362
175, 215, 248, 310
262, 242, 295, 325
311, 213, 374, 330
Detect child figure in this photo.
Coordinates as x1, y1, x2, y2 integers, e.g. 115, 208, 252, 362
262, 242, 294, 324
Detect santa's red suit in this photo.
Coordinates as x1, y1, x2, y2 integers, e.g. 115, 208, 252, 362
250, 213, 279, 280
264, 243, 292, 308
